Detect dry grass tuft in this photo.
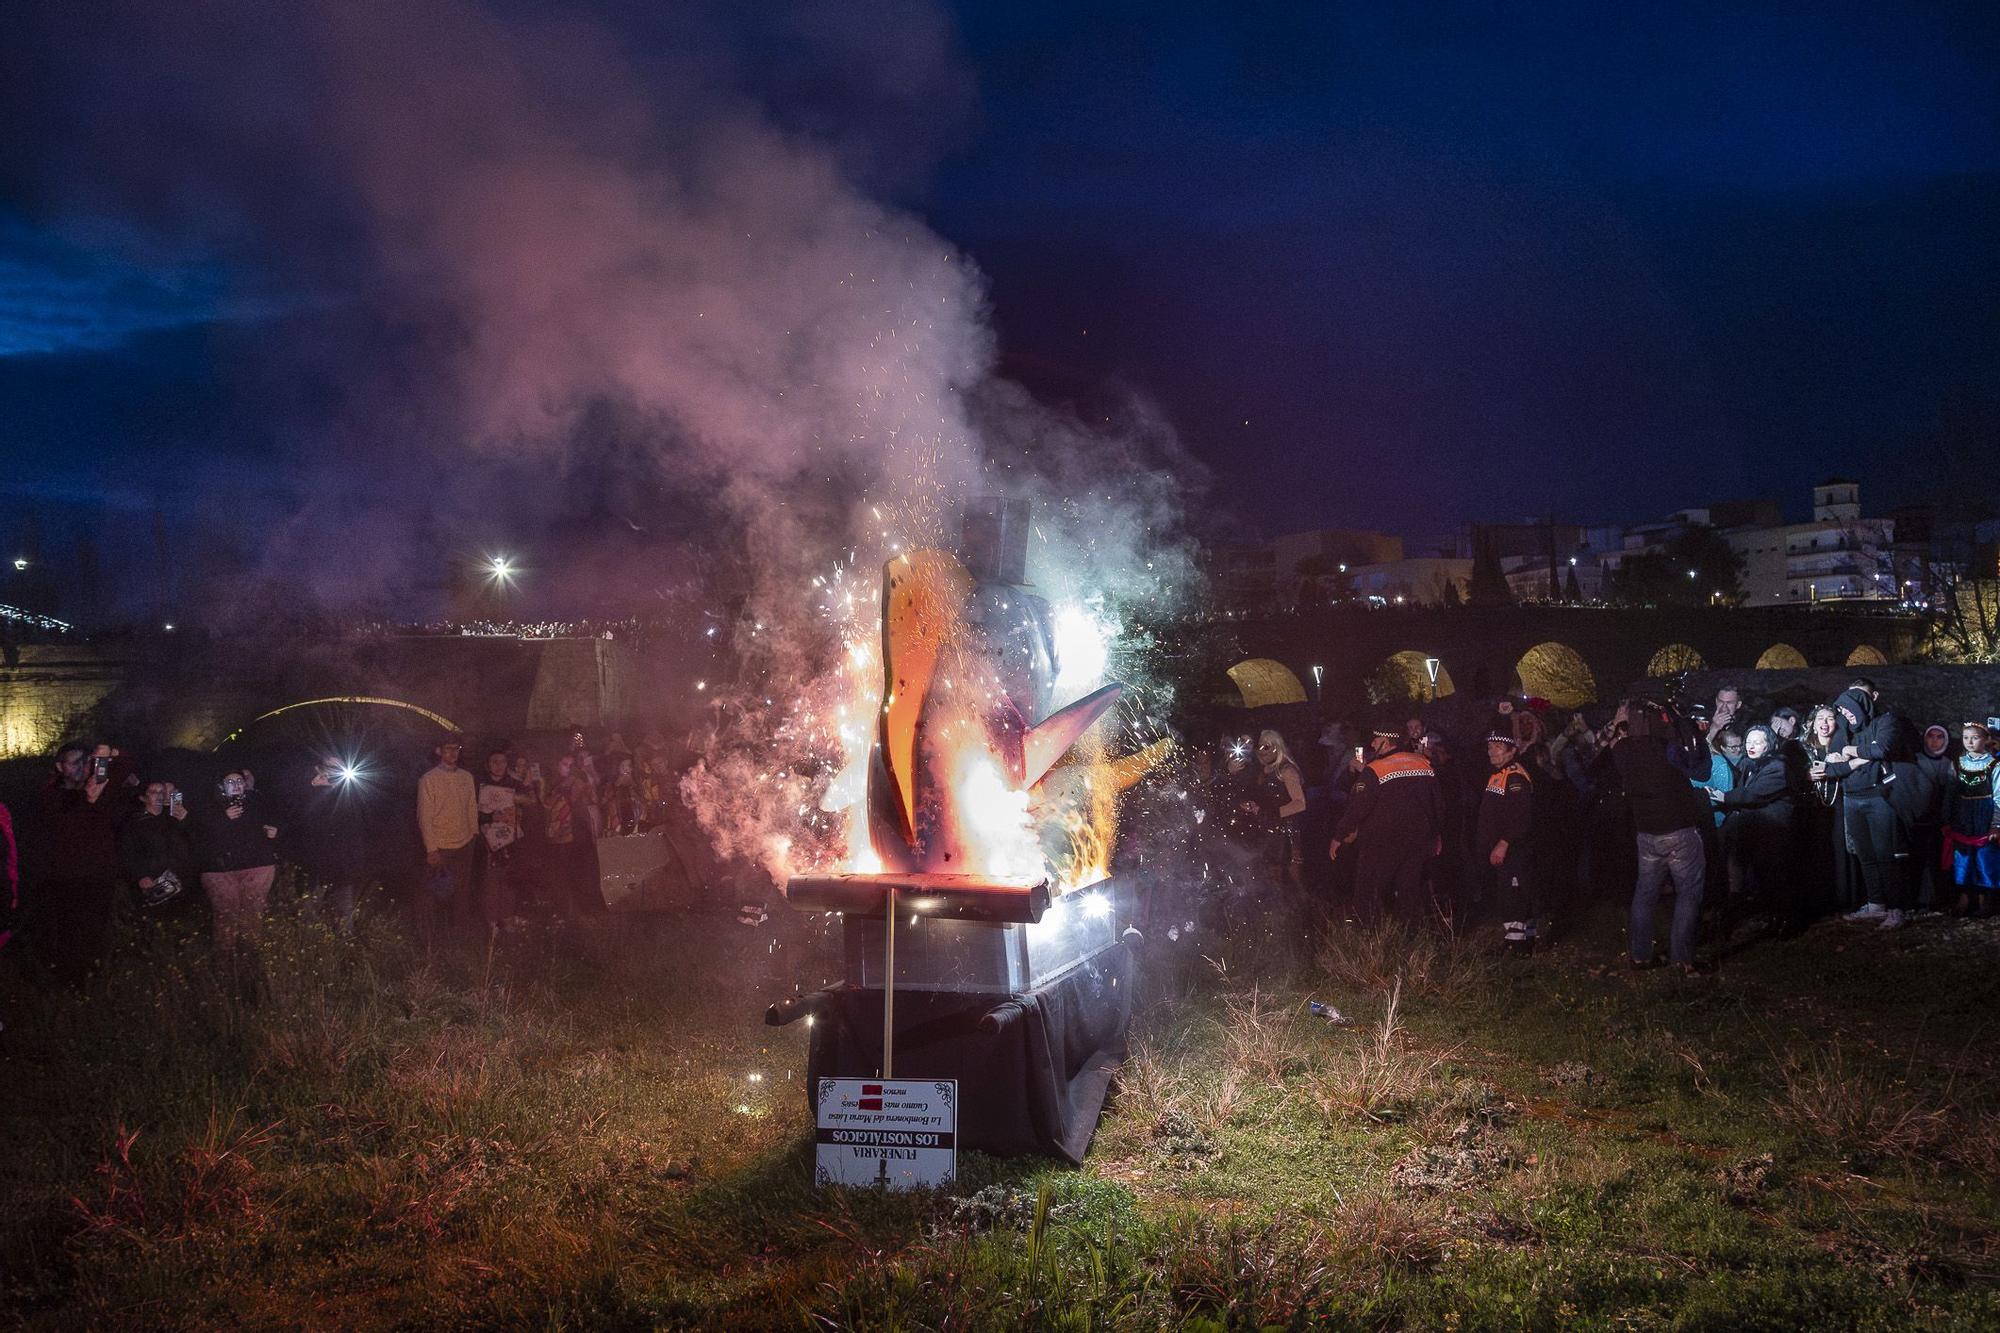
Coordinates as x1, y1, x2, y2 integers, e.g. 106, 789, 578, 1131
1308, 980, 1452, 1124
1317, 921, 1492, 1004
1773, 1040, 1953, 1167
1157, 1213, 1338, 1323
70, 1107, 280, 1245
1330, 1190, 1452, 1270
1214, 986, 1309, 1087
368, 1135, 522, 1240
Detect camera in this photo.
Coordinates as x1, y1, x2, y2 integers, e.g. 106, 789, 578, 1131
91, 755, 110, 783
1624, 696, 1676, 741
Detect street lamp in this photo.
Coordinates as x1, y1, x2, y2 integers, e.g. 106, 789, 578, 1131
11, 558, 26, 572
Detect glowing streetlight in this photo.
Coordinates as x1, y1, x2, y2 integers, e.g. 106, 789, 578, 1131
488, 555, 515, 581
11, 558, 26, 572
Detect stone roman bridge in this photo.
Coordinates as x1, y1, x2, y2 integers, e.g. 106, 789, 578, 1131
0, 606, 1928, 760
1212, 604, 1925, 712
0, 634, 657, 760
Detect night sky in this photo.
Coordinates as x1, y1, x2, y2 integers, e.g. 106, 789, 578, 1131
2, 1, 1996, 618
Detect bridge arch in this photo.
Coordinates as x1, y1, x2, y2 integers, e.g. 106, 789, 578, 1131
1645, 643, 1708, 676
1754, 643, 1809, 670
1845, 644, 1888, 668
215, 695, 465, 750
1368, 650, 1456, 703
1224, 658, 1307, 709
1514, 641, 1597, 708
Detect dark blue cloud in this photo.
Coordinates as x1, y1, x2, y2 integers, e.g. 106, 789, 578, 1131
0, 213, 245, 357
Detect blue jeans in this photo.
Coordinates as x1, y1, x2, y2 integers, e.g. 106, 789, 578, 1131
1631, 828, 1705, 964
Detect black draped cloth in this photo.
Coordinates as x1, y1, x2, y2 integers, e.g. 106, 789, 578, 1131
806, 943, 1134, 1163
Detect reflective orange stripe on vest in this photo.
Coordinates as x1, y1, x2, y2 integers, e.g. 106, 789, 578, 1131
1368, 752, 1435, 783
1484, 762, 1532, 796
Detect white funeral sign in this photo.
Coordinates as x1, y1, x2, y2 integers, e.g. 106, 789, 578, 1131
815, 1078, 957, 1190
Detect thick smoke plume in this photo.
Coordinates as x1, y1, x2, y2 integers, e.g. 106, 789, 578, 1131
6, 0, 1202, 885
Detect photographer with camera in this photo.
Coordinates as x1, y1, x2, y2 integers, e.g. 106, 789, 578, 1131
31, 742, 131, 987
297, 756, 371, 935
1611, 698, 1713, 973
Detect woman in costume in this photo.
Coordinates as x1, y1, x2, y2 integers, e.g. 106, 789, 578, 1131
1946, 720, 2000, 915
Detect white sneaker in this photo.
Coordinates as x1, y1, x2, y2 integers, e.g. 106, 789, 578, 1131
1876, 910, 1907, 931
1843, 903, 1887, 923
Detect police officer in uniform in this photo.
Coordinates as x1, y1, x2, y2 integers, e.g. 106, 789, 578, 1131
1329, 710, 1441, 924
1477, 721, 1537, 950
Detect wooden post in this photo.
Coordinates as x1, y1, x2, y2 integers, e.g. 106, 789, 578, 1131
882, 885, 897, 1078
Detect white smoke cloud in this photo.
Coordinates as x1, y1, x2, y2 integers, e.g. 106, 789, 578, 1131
7, 0, 1203, 885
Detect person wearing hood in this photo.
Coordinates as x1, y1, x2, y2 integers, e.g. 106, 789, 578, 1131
1711, 724, 1806, 936
1330, 710, 1441, 926
1476, 722, 1537, 950
1817, 679, 1917, 930
1911, 725, 1956, 911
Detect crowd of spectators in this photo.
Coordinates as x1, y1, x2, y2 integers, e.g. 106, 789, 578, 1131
1191, 677, 2000, 975
6, 674, 1995, 989
0, 727, 686, 988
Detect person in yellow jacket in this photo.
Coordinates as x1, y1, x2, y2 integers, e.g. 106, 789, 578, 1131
417, 738, 479, 940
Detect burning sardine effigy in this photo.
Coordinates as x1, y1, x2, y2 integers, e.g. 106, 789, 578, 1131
772, 497, 1169, 1161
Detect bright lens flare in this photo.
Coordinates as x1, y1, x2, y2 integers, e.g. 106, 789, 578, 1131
949, 746, 1042, 881
1050, 601, 1115, 706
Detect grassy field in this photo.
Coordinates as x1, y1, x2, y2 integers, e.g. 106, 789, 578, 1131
2, 894, 1997, 1330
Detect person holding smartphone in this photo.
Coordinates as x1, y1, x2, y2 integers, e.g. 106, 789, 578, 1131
195, 770, 280, 951
121, 780, 197, 921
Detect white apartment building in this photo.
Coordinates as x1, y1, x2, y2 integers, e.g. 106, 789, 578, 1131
1725, 480, 1899, 607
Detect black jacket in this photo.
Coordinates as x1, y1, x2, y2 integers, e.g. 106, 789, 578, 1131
292, 781, 372, 882
1333, 748, 1440, 854
1474, 762, 1534, 856
1717, 751, 1801, 822
119, 810, 196, 888
1825, 688, 1907, 798
1612, 736, 1708, 835
196, 795, 278, 873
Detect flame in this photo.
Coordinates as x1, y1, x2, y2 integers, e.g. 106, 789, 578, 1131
761, 538, 1155, 891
